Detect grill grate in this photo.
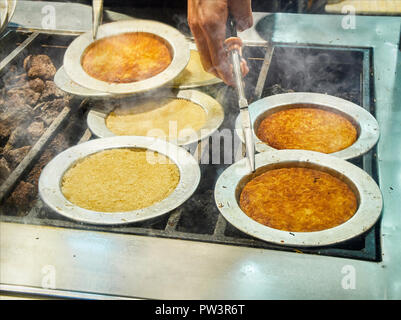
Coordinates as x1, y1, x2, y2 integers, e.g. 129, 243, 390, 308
0, 31, 381, 262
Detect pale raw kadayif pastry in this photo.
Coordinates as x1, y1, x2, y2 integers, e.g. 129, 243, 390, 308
172, 50, 218, 86
105, 98, 207, 139
239, 167, 358, 232
81, 32, 172, 83
257, 107, 358, 154
61, 148, 180, 212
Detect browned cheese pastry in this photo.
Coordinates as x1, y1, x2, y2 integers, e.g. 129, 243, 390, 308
257, 107, 358, 154
81, 32, 172, 83
239, 167, 358, 232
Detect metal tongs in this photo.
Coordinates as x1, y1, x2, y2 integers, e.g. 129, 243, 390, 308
224, 16, 255, 172
92, 0, 104, 40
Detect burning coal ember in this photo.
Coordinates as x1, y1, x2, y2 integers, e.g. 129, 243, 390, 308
23, 54, 57, 80
3, 146, 31, 170
3, 181, 36, 216
0, 54, 72, 186
0, 158, 11, 185
2, 103, 87, 216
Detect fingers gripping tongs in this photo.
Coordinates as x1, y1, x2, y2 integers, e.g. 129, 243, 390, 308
92, 0, 104, 40
224, 16, 255, 172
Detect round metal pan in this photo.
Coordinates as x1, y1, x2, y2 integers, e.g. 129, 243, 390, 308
171, 42, 223, 89
6, 0, 16, 21
215, 150, 382, 247
0, 0, 9, 34
235, 92, 380, 160
54, 66, 112, 99
0, 0, 17, 35
56, 44, 222, 98
39, 136, 201, 225
86, 89, 224, 146
63, 19, 190, 95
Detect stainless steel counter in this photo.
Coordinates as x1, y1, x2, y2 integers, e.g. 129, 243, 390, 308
1, 1, 400, 299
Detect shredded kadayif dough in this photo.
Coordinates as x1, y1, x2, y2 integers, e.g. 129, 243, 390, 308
239, 167, 358, 232
257, 107, 358, 153
105, 98, 207, 139
61, 148, 180, 212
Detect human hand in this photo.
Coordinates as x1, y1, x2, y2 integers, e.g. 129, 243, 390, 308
187, 0, 253, 86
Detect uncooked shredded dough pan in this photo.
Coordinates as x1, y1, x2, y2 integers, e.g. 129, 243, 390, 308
39, 136, 201, 225
86, 89, 224, 146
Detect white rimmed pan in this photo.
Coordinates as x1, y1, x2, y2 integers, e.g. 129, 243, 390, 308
55, 43, 222, 98
63, 19, 190, 95
214, 150, 382, 247
0, 0, 8, 34
86, 89, 224, 146
54, 65, 112, 99
235, 92, 380, 160
39, 136, 201, 225
171, 42, 223, 89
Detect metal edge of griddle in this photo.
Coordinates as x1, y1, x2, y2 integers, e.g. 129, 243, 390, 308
0, 208, 381, 262
361, 47, 375, 178
0, 284, 140, 300
0, 163, 381, 261
6, 4, 135, 36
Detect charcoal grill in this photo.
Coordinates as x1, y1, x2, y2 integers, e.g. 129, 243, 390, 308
0, 30, 382, 261
1, 2, 400, 300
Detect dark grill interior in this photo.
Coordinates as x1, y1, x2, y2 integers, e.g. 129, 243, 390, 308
0, 31, 381, 262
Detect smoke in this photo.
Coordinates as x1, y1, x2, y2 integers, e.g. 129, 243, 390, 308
261, 45, 363, 105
